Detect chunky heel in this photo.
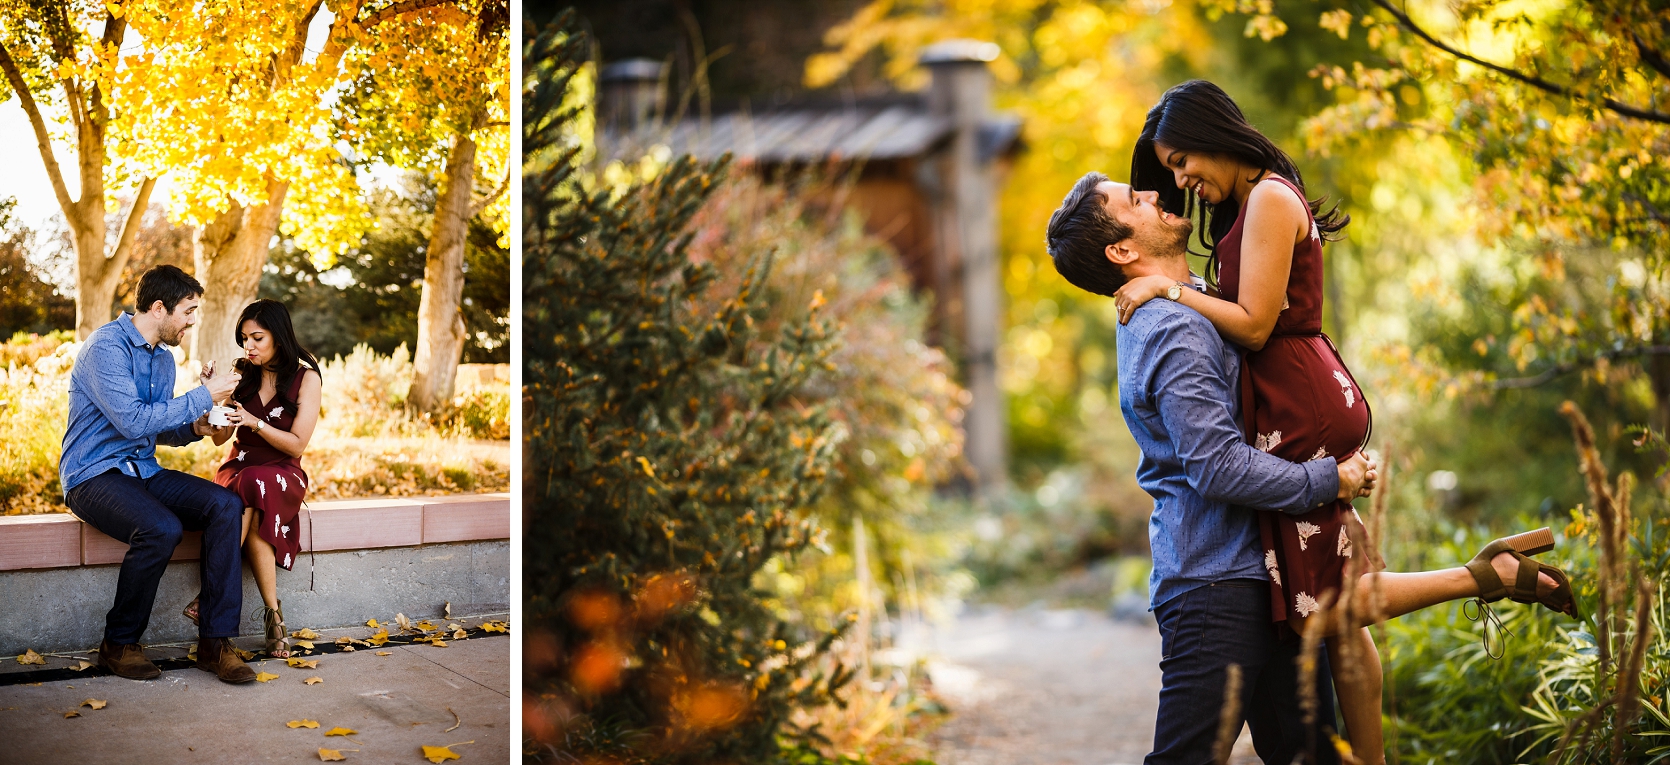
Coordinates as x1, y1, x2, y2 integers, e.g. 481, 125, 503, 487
1502, 527, 1555, 556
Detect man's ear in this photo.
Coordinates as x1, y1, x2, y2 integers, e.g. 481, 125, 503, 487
1104, 239, 1139, 268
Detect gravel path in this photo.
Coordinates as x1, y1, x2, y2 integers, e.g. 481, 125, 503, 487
922, 607, 1259, 765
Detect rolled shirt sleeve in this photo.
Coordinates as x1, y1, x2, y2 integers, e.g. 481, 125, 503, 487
83, 352, 212, 442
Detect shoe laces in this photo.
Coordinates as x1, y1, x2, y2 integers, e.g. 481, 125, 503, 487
251, 605, 285, 625
1463, 597, 1514, 659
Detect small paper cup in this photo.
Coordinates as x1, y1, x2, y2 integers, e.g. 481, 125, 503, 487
208, 406, 234, 427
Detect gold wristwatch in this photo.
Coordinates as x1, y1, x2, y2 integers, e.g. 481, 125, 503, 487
1165, 281, 1186, 301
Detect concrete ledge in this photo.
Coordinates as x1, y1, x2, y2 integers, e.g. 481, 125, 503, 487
0, 492, 508, 571
0, 539, 510, 656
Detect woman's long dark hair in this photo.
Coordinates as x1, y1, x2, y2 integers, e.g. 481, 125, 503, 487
1131, 79, 1348, 286
231, 300, 321, 410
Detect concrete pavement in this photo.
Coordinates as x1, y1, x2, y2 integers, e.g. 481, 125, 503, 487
0, 622, 510, 764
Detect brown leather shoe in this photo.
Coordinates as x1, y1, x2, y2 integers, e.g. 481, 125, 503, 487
195, 637, 256, 684
98, 639, 161, 680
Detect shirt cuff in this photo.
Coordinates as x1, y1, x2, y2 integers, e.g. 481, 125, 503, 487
1302, 458, 1339, 510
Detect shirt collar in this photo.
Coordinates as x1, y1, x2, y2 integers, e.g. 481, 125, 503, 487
118, 313, 155, 351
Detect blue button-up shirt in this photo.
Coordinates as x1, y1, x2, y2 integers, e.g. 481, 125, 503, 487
1117, 299, 1339, 610
59, 314, 213, 495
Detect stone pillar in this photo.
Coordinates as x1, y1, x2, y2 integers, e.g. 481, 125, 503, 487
923, 40, 1007, 496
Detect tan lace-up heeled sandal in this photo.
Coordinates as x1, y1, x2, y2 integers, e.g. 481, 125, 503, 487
1463, 527, 1583, 657
254, 601, 291, 658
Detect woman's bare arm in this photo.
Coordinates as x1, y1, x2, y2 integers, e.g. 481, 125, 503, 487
1115, 179, 1309, 351
233, 370, 322, 458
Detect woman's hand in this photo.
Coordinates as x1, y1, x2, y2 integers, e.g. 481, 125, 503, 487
229, 401, 252, 428
1113, 274, 1177, 325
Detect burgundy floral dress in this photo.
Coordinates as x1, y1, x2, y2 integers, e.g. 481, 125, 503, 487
1217, 174, 1383, 625
215, 367, 311, 571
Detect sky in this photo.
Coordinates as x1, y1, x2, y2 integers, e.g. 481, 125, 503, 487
0, 10, 340, 236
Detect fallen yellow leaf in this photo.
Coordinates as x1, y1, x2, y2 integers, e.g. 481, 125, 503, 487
17, 649, 45, 665
421, 744, 462, 762
318, 748, 346, 761
375, 651, 392, 656
443, 602, 452, 620
304, 677, 323, 685
365, 618, 379, 628
342, 646, 356, 652
452, 628, 468, 640
324, 726, 357, 737
64, 711, 80, 718
335, 636, 355, 645
286, 658, 320, 669
295, 640, 316, 650
429, 639, 448, 648
81, 699, 106, 710
395, 613, 412, 632
254, 672, 281, 683
480, 621, 509, 633
288, 719, 320, 729
291, 628, 322, 640
70, 661, 93, 672
233, 647, 256, 661
366, 629, 390, 647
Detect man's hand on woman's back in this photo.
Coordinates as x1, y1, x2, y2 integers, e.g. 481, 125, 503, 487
1336, 452, 1377, 501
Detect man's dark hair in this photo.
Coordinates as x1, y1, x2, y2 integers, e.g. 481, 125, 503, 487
135, 265, 204, 314
1045, 171, 1134, 297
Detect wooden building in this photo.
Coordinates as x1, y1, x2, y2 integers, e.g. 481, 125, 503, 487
598, 41, 1023, 495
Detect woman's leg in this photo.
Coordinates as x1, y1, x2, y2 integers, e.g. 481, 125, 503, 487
1350, 553, 1557, 628
244, 530, 281, 611
240, 508, 253, 546
1325, 629, 1384, 765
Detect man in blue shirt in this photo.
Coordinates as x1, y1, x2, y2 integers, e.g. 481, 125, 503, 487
1046, 173, 1375, 764
61, 265, 256, 684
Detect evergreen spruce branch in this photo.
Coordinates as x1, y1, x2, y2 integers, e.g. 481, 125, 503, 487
1368, 0, 1670, 125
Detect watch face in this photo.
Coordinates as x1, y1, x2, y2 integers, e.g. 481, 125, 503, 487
1167, 284, 1182, 300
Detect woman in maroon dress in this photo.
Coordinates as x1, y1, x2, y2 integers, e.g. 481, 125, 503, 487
1114, 80, 1579, 764
186, 300, 321, 658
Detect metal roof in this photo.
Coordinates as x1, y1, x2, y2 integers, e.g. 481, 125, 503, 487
601, 106, 1022, 165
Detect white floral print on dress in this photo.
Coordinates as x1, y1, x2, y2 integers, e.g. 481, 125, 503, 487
1295, 592, 1319, 617
1265, 549, 1282, 586
1337, 526, 1352, 558
1256, 430, 1284, 453
1332, 370, 1355, 408
1295, 521, 1321, 551
281, 525, 290, 537
236, 450, 246, 462
1310, 446, 1329, 460
256, 478, 266, 498
276, 474, 288, 493
283, 553, 291, 568
1310, 219, 1321, 241
273, 515, 280, 536
268, 406, 283, 420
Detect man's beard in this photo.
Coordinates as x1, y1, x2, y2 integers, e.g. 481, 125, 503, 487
1139, 218, 1194, 260
160, 324, 189, 347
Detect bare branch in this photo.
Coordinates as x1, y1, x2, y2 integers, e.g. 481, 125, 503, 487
1633, 32, 1670, 81
1368, 0, 1670, 125
108, 178, 159, 275
470, 165, 511, 219
1490, 345, 1670, 389
0, 39, 78, 222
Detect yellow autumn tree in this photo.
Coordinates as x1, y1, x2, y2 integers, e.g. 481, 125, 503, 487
0, 1, 157, 339
111, 0, 477, 367
336, 0, 510, 414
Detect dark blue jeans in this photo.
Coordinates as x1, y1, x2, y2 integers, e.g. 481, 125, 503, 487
1146, 578, 1340, 765
66, 468, 244, 642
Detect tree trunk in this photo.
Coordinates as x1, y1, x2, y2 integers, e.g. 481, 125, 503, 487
408, 132, 477, 415
192, 180, 289, 367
